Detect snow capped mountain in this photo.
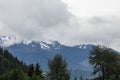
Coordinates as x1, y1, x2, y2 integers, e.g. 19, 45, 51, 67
20, 40, 63, 50
0, 36, 94, 79
0, 36, 61, 49
0, 36, 119, 79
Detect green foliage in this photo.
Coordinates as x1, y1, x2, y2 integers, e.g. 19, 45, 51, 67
35, 63, 43, 78
0, 69, 27, 80
27, 64, 34, 78
74, 77, 77, 80
80, 75, 83, 80
0, 47, 70, 80
89, 45, 120, 80
0, 47, 27, 75
47, 54, 70, 80
27, 63, 44, 80
0, 47, 44, 80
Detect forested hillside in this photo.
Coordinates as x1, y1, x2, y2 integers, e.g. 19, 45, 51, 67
0, 47, 27, 75
0, 47, 69, 80
0, 47, 43, 80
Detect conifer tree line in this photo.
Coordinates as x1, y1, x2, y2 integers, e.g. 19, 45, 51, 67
0, 45, 120, 80
0, 47, 70, 80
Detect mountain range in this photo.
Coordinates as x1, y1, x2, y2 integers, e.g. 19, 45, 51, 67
0, 36, 94, 78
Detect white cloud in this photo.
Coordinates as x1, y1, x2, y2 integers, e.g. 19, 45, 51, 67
0, 0, 120, 51
63, 0, 120, 17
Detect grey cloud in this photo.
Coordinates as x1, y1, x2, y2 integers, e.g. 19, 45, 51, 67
39, 16, 120, 51
23, 0, 71, 27
0, 0, 70, 23
0, 0, 72, 40
0, 0, 120, 51
75, 16, 120, 50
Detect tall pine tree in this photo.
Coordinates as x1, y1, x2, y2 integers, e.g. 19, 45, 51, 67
35, 63, 43, 79
27, 64, 34, 80
47, 54, 70, 80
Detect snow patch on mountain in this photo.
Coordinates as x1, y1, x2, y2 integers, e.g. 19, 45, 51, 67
22, 40, 32, 45
40, 42, 50, 49
39, 41, 61, 50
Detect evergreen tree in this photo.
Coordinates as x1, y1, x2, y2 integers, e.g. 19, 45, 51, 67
27, 64, 34, 79
89, 45, 120, 80
10, 69, 20, 80
35, 63, 43, 79
80, 75, 83, 80
74, 77, 77, 80
31, 73, 39, 80
0, 47, 27, 75
0, 69, 27, 80
47, 54, 70, 80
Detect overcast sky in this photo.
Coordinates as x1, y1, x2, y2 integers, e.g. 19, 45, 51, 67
0, 0, 120, 51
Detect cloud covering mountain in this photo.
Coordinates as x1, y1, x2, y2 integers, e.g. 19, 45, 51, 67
0, 0, 120, 50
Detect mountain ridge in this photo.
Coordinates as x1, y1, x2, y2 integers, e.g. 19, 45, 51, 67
0, 36, 94, 78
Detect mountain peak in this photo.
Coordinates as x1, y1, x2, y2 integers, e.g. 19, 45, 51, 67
40, 42, 50, 49
0, 36, 93, 50
21, 40, 32, 45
